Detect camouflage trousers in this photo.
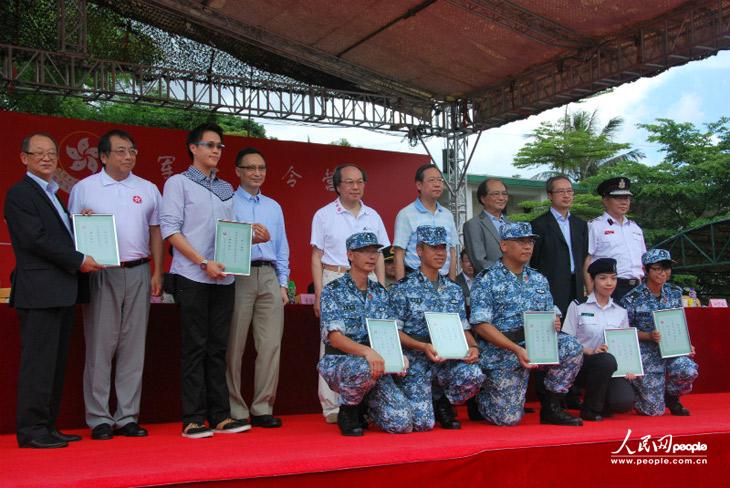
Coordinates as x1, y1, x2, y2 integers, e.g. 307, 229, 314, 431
318, 354, 414, 433
633, 352, 698, 416
396, 350, 485, 431
477, 333, 583, 426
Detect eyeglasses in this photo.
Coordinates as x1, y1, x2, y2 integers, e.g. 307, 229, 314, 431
424, 177, 444, 184
24, 150, 58, 160
549, 189, 574, 195
110, 148, 138, 157
510, 238, 536, 246
341, 179, 365, 187
195, 141, 225, 150
238, 165, 267, 172
487, 191, 509, 197
648, 265, 671, 273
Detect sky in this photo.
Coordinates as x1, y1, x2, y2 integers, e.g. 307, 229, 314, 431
259, 49, 730, 179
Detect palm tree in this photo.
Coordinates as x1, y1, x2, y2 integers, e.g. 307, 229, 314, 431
515, 108, 644, 181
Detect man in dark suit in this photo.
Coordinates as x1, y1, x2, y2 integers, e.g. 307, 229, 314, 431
4, 133, 102, 448
530, 175, 588, 317
454, 249, 475, 307
463, 179, 510, 274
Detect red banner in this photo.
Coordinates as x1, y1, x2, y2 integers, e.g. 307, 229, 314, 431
0, 111, 429, 290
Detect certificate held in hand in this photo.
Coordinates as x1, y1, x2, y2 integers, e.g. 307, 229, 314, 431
72, 214, 120, 266
523, 311, 559, 365
424, 312, 469, 359
365, 319, 405, 374
652, 308, 692, 358
214, 220, 252, 276
604, 328, 644, 378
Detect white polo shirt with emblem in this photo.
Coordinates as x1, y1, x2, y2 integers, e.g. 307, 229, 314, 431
588, 212, 646, 280
310, 197, 390, 267
69, 168, 161, 262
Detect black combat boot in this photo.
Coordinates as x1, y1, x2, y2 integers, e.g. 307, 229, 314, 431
433, 396, 461, 429
665, 393, 690, 416
540, 392, 583, 426
466, 396, 484, 421
337, 405, 364, 436
357, 401, 369, 429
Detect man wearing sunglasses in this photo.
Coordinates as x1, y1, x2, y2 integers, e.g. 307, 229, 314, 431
161, 123, 269, 439
68, 129, 163, 441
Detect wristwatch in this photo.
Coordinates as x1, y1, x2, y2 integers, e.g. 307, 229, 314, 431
199, 259, 208, 270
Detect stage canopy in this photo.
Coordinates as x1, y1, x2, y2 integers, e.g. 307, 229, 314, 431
91, 0, 730, 134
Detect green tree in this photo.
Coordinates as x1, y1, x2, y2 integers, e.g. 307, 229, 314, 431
514, 109, 644, 181
330, 138, 353, 147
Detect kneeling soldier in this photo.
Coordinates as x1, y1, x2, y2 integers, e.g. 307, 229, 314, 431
317, 232, 412, 436
390, 225, 485, 431
470, 222, 584, 426
620, 249, 698, 416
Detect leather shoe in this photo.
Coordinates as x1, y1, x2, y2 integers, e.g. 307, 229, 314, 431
91, 423, 113, 440
251, 415, 282, 428
114, 422, 148, 437
19, 433, 68, 449
580, 410, 603, 422
50, 429, 82, 442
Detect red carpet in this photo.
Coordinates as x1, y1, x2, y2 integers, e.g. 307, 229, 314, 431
3, 393, 730, 487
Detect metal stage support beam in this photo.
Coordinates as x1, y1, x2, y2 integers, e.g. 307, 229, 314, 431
444, 131, 470, 245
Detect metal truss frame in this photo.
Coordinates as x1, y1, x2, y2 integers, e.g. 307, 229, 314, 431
467, 0, 730, 130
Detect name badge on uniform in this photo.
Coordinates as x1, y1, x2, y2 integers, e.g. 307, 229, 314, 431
580, 312, 595, 317
604, 230, 615, 235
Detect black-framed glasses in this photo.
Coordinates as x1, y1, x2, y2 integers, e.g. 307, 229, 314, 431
487, 191, 509, 197
195, 141, 225, 150
549, 189, 574, 195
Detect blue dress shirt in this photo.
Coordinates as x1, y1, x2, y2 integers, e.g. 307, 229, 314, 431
550, 207, 575, 273
233, 187, 290, 287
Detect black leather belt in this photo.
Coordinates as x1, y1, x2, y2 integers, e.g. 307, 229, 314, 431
617, 278, 640, 287
325, 342, 367, 356
120, 257, 150, 268
250, 261, 273, 268
502, 328, 525, 343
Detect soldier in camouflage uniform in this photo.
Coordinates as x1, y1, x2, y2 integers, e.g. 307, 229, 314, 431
390, 225, 485, 431
317, 232, 413, 436
619, 249, 698, 416
470, 222, 584, 427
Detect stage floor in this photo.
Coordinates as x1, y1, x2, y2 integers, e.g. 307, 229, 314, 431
4, 393, 730, 487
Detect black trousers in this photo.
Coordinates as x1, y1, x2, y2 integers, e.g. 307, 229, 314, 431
574, 352, 635, 414
174, 275, 235, 427
16, 306, 75, 444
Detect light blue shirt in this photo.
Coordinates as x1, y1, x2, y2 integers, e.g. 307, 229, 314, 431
550, 207, 575, 273
160, 166, 235, 285
484, 210, 506, 236
26, 172, 72, 236
393, 198, 458, 275
233, 187, 290, 287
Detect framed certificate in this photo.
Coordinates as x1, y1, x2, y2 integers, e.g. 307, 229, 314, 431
424, 312, 469, 359
214, 220, 252, 276
652, 308, 692, 358
604, 328, 644, 378
365, 319, 405, 374
523, 311, 559, 365
72, 214, 120, 266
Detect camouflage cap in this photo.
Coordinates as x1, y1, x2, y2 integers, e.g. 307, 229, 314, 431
642, 248, 675, 265
500, 222, 539, 240
416, 225, 448, 246
346, 231, 383, 251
